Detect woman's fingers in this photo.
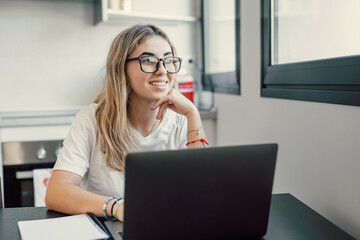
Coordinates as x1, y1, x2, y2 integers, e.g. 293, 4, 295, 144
151, 89, 196, 117
151, 96, 169, 110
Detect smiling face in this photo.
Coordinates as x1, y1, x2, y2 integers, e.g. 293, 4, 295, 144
126, 35, 176, 104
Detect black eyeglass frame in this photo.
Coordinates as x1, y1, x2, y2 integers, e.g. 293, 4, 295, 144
126, 56, 183, 74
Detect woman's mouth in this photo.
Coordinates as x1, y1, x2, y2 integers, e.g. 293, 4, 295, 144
149, 81, 168, 90
150, 81, 167, 86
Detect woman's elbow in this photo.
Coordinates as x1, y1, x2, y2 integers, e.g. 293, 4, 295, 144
45, 186, 55, 210
45, 178, 60, 210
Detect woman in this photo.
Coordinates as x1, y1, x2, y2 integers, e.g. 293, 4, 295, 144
45, 24, 208, 221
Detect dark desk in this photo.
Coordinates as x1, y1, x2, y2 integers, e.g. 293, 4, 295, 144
0, 194, 355, 240
265, 194, 355, 239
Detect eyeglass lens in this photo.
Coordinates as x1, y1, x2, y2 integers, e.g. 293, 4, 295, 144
140, 56, 181, 73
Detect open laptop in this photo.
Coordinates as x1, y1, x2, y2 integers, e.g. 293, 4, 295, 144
105, 143, 278, 240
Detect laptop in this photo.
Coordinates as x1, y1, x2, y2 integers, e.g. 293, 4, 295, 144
105, 143, 278, 240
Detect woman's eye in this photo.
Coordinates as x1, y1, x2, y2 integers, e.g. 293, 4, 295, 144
165, 58, 178, 64
141, 58, 156, 64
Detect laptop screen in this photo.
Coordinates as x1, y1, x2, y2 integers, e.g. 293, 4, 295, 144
120, 144, 278, 240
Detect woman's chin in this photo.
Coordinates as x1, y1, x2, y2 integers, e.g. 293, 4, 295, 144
152, 90, 170, 100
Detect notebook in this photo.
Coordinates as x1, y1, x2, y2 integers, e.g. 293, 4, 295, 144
105, 143, 278, 240
18, 213, 109, 240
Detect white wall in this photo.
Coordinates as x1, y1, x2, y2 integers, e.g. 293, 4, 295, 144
0, 0, 200, 110
215, 0, 360, 238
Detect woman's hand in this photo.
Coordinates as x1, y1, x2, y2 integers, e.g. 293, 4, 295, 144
152, 88, 208, 148
151, 88, 198, 120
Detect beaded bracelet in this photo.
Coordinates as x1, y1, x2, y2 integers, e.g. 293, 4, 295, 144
103, 196, 121, 220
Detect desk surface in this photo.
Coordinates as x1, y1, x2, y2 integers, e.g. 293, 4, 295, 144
265, 194, 355, 239
0, 194, 355, 240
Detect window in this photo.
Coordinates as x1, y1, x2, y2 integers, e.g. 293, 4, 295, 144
261, 0, 360, 106
201, 0, 240, 95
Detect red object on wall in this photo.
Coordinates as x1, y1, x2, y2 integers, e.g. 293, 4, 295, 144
177, 75, 194, 102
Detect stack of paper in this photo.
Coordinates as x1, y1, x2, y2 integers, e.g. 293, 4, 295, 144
18, 214, 109, 240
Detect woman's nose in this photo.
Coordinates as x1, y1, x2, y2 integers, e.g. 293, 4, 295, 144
154, 60, 167, 75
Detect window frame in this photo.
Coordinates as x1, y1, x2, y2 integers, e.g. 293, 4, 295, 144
261, 0, 360, 106
201, 0, 241, 95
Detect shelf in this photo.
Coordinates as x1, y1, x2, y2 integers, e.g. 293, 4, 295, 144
0, 107, 215, 128
106, 9, 198, 23
94, 0, 199, 24
0, 108, 80, 128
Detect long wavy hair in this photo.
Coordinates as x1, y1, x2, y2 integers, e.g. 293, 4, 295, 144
94, 24, 177, 171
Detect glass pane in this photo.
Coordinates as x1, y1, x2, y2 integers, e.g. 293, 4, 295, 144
204, 0, 235, 73
271, 0, 360, 65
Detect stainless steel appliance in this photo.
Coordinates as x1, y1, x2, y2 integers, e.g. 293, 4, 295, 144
2, 140, 63, 207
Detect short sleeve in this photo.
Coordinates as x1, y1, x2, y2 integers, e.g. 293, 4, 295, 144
53, 105, 97, 177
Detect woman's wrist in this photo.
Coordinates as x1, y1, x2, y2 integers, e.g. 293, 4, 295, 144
115, 201, 125, 221
105, 200, 114, 218
104, 198, 124, 221
104, 196, 120, 219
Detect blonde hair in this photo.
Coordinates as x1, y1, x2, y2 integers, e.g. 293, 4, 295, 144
94, 24, 177, 171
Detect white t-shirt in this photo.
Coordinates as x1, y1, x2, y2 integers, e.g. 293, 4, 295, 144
53, 103, 187, 198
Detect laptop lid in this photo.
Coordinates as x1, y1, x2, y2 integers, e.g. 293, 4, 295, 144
119, 143, 278, 240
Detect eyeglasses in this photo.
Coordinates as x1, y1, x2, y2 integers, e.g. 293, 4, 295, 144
126, 56, 182, 74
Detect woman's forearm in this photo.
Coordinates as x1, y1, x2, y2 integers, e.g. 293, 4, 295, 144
185, 109, 208, 148
45, 170, 120, 219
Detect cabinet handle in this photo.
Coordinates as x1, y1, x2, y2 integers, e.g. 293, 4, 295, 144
15, 171, 33, 180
